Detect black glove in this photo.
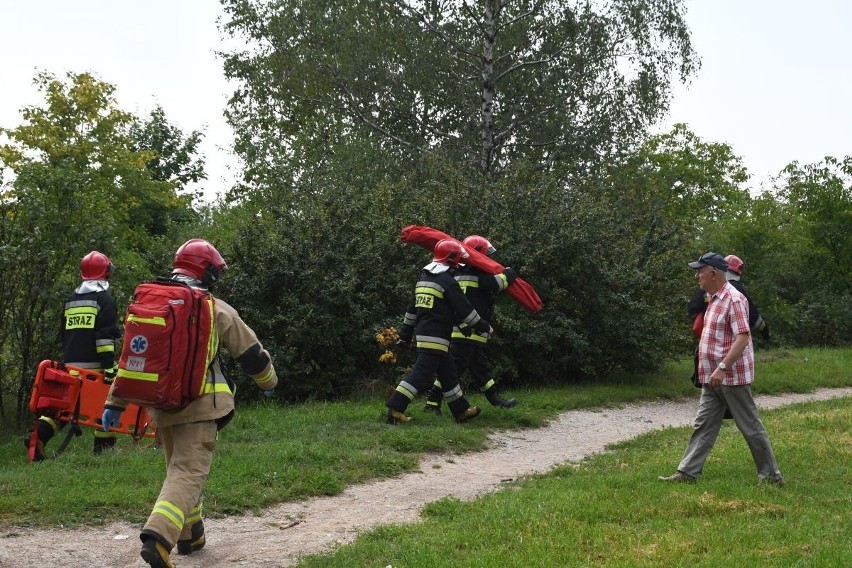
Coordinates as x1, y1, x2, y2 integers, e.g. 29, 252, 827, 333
459, 325, 474, 337
504, 267, 519, 284
761, 325, 770, 341
398, 325, 413, 344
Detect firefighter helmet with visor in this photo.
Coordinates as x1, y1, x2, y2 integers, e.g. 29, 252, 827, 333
432, 239, 469, 267
724, 254, 744, 276
173, 239, 227, 287
462, 235, 496, 256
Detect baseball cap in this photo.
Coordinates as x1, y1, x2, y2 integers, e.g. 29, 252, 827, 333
688, 252, 729, 271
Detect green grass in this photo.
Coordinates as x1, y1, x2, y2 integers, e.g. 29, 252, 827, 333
296, 397, 852, 567
0, 346, 849, 546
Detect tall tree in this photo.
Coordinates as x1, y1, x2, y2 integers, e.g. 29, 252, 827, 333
221, 0, 698, 182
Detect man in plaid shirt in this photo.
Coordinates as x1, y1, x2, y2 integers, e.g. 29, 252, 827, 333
659, 252, 785, 485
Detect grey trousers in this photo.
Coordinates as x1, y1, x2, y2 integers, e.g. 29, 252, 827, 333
678, 384, 781, 481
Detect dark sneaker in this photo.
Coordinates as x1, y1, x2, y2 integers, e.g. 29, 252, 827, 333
658, 471, 697, 483
454, 405, 481, 424
422, 402, 443, 416
141, 537, 175, 568
485, 390, 518, 408
386, 409, 411, 425
177, 520, 206, 555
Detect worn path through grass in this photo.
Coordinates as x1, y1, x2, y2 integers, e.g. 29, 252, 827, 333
3, 386, 850, 567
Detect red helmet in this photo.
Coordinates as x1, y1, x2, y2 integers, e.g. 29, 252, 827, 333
173, 239, 227, 286
80, 251, 114, 280
432, 239, 469, 267
462, 235, 496, 256
724, 254, 744, 275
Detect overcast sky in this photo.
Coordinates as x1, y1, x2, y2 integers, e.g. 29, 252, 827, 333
1, 1, 850, 201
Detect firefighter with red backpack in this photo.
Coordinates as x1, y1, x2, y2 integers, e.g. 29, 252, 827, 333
387, 239, 492, 425
423, 235, 519, 414
101, 239, 278, 568
25, 251, 120, 460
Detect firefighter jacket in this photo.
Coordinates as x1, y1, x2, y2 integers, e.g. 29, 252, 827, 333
61, 281, 120, 372
451, 265, 516, 344
106, 296, 277, 429
399, 269, 491, 352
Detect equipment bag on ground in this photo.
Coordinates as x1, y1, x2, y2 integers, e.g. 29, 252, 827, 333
113, 279, 217, 410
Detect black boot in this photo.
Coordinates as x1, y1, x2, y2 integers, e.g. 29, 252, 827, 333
93, 434, 117, 455
447, 398, 481, 424
177, 520, 206, 555
485, 388, 518, 408
141, 535, 176, 568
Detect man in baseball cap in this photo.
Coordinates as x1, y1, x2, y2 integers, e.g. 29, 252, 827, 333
687, 252, 729, 272
659, 250, 784, 486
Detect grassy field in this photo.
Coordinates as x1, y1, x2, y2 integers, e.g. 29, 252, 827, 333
298, 396, 852, 567
1, 347, 850, 566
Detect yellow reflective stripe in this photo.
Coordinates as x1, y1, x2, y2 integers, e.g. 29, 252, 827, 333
66, 306, 98, 315
416, 341, 449, 351
96, 345, 115, 354
451, 331, 487, 343
395, 384, 416, 400
39, 416, 60, 433
496, 272, 509, 290
127, 314, 166, 326
414, 286, 444, 298
116, 369, 158, 382
153, 501, 185, 530
254, 367, 275, 389
186, 503, 203, 524
203, 381, 232, 394
197, 298, 218, 397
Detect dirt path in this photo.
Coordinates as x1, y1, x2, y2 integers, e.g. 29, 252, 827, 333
3, 387, 850, 568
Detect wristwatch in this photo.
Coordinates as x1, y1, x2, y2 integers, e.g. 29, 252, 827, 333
718, 362, 728, 371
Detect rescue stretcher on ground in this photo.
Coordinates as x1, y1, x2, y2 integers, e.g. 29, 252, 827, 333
26, 359, 156, 462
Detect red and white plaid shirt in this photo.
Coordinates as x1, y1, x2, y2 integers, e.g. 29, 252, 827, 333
697, 282, 754, 385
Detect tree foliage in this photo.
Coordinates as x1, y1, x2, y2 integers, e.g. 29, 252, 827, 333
221, 0, 698, 180
0, 72, 205, 424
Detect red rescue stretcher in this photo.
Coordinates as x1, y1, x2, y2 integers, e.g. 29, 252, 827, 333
26, 359, 155, 462
400, 225, 543, 313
